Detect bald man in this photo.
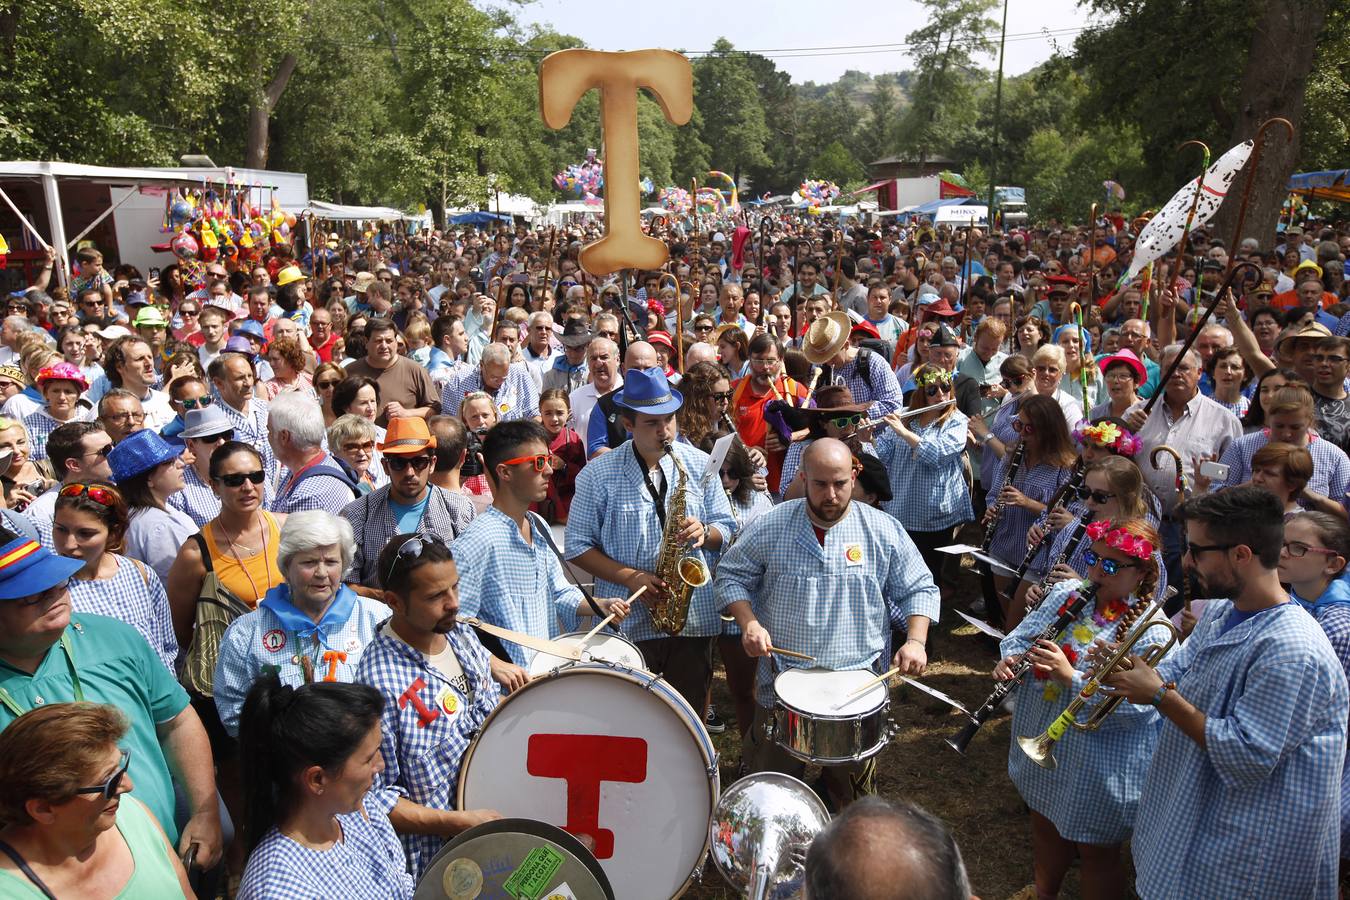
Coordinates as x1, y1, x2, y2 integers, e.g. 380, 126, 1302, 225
586, 341, 659, 457
716, 438, 940, 808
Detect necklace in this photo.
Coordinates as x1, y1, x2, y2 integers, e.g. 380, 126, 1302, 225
219, 511, 269, 601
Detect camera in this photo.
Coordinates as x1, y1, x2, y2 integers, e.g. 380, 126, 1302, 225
461, 429, 486, 478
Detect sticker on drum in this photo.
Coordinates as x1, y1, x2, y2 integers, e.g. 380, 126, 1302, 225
457, 664, 718, 900
527, 631, 647, 678
774, 668, 887, 716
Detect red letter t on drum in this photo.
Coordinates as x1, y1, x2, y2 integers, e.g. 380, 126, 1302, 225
527, 734, 648, 859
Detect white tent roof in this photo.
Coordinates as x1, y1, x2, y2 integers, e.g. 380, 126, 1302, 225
0, 161, 208, 187
307, 200, 410, 221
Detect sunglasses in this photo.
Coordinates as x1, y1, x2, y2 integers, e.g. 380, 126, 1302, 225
386, 454, 435, 472
829, 413, 864, 429
1084, 548, 1139, 576
191, 430, 234, 445
180, 309, 200, 317
83, 444, 114, 460
216, 470, 266, 487
341, 440, 376, 454
59, 483, 118, 506
1002, 376, 1029, 389
385, 535, 446, 585
1012, 419, 1035, 434
500, 453, 555, 473
1075, 486, 1117, 504
315, 379, 340, 390
180, 395, 213, 410
712, 391, 733, 404
74, 748, 131, 801
924, 383, 949, 397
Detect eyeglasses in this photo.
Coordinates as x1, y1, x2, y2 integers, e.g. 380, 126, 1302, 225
1033, 365, 1059, 375
1282, 541, 1340, 559
829, 414, 864, 429
103, 411, 145, 424
82, 444, 114, 460
1012, 418, 1035, 434
499, 453, 555, 473
58, 483, 118, 506
1084, 548, 1139, 576
74, 749, 131, 801
711, 391, 733, 404
1313, 355, 1349, 365
315, 379, 340, 390
385, 535, 446, 585
385, 454, 435, 472
216, 470, 266, 487
180, 395, 213, 410
341, 440, 376, 454
1186, 542, 1236, 559
1075, 486, 1117, 504
749, 356, 779, 368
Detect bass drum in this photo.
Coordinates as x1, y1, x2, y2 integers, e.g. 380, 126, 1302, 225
526, 630, 647, 678
458, 663, 718, 899
415, 817, 613, 899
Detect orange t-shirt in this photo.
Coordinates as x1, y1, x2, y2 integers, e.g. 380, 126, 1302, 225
1269, 288, 1337, 312
732, 375, 809, 494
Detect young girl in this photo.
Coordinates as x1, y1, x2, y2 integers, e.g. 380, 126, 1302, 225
55, 482, 178, 670
459, 391, 498, 513
534, 388, 585, 524
876, 364, 972, 581
998, 519, 1169, 900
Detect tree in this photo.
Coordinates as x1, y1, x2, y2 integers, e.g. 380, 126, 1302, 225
895, 0, 997, 161
693, 38, 772, 184
856, 81, 902, 165
809, 141, 865, 186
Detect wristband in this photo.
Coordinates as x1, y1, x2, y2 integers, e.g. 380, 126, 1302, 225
1148, 681, 1175, 707
905, 637, 926, 649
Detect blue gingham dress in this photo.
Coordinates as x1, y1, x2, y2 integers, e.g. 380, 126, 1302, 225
237, 787, 413, 899
1000, 579, 1165, 843
269, 454, 359, 516
218, 397, 280, 484
715, 499, 941, 706
1132, 600, 1348, 900
354, 625, 498, 880
874, 411, 973, 531
168, 464, 221, 527
1026, 506, 1168, 606
1290, 589, 1350, 858
451, 507, 583, 666
985, 453, 1073, 568
565, 439, 737, 642
66, 554, 179, 671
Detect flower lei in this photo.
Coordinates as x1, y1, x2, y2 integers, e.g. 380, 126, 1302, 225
915, 368, 953, 388
1072, 419, 1141, 457
1038, 584, 1146, 701
1085, 518, 1154, 559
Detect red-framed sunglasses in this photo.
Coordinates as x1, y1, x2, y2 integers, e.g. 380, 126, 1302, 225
59, 483, 118, 506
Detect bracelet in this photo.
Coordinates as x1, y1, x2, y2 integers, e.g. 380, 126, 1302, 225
1149, 681, 1176, 707
905, 637, 926, 649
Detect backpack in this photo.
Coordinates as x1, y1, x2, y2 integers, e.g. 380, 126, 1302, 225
180, 533, 254, 697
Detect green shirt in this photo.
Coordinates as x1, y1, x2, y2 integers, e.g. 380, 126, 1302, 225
0, 615, 189, 842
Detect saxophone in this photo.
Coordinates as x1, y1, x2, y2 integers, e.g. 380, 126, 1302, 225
650, 441, 712, 635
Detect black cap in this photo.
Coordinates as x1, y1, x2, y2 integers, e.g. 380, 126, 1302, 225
558, 318, 594, 349
854, 453, 893, 504
931, 325, 961, 348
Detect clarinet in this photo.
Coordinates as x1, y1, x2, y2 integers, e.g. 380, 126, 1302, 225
946, 581, 1099, 754
1025, 512, 1095, 613
1000, 461, 1087, 604
982, 440, 1025, 552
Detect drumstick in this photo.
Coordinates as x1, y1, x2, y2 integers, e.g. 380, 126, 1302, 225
458, 616, 583, 661
769, 646, 816, 662
580, 585, 648, 643
841, 666, 900, 702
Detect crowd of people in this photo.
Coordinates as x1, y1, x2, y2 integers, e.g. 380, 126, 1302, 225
0, 208, 1346, 899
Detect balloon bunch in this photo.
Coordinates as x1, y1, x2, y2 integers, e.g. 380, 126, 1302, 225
159, 187, 297, 269
554, 148, 605, 200
694, 187, 726, 216
658, 186, 692, 215
792, 180, 841, 212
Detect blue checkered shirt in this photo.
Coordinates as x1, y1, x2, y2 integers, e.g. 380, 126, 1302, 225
270, 453, 360, 516
23, 407, 90, 462
565, 439, 737, 642
875, 412, 973, 531
1000, 579, 1166, 843
985, 452, 1073, 566
218, 397, 279, 483
829, 349, 903, 419
339, 485, 476, 588
1132, 600, 1348, 899
212, 586, 392, 736
451, 507, 583, 666
439, 362, 540, 421
67, 554, 179, 671
1292, 589, 1350, 855
1218, 430, 1350, 510
167, 464, 221, 527
714, 499, 941, 706
237, 787, 413, 900
354, 624, 497, 879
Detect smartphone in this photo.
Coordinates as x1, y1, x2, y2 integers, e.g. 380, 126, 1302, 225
1199, 461, 1229, 481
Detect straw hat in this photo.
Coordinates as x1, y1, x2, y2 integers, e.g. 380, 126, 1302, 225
802, 311, 852, 365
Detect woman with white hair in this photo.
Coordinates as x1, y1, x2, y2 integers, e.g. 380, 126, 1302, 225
211, 510, 390, 737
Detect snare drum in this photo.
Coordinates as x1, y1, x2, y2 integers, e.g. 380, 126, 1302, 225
458, 663, 718, 900
771, 668, 890, 765
526, 630, 646, 677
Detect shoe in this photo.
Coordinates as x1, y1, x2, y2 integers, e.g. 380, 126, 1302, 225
969, 598, 987, 617
705, 707, 726, 734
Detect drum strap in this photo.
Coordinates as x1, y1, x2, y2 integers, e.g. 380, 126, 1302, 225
527, 511, 607, 621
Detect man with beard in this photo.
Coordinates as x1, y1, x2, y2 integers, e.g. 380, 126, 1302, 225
1106, 486, 1348, 900
715, 438, 940, 808
352, 533, 503, 880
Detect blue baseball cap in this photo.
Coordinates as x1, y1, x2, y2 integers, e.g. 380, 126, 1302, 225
0, 530, 83, 600
232, 319, 266, 340
108, 429, 183, 483
613, 367, 683, 416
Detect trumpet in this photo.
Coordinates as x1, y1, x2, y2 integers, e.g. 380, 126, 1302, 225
946, 581, 1099, 754
1017, 588, 1179, 769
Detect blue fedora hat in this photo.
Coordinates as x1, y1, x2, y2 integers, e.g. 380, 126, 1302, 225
0, 529, 83, 600
613, 367, 683, 416
108, 429, 183, 483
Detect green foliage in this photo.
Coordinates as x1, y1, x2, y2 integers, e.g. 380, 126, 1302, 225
692, 38, 773, 183
810, 141, 866, 186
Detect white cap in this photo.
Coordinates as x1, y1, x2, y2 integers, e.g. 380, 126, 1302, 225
95, 324, 133, 340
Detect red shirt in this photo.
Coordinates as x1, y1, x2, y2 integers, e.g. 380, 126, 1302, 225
309, 332, 339, 363
732, 375, 809, 494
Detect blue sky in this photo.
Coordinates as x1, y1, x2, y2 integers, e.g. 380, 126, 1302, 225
512, 0, 1096, 85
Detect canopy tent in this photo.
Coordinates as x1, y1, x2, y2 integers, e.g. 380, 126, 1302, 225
911, 197, 972, 216
448, 210, 512, 226
1288, 169, 1350, 204
934, 204, 988, 225
306, 200, 410, 221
